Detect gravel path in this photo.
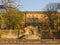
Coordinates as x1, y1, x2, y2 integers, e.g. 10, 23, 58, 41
0, 39, 60, 44
1, 44, 60, 45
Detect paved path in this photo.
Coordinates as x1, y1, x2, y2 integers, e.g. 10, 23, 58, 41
1, 44, 60, 45
1, 39, 60, 44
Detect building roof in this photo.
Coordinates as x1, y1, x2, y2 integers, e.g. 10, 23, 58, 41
22, 11, 45, 14
22, 10, 60, 14
0, 5, 6, 9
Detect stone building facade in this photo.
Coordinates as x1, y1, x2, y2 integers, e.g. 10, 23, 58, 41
23, 11, 48, 26
22, 11, 60, 31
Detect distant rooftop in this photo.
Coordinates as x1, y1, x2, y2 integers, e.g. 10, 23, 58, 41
0, 5, 6, 9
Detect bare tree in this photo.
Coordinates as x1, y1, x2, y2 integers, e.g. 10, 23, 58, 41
44, 3, 58, 30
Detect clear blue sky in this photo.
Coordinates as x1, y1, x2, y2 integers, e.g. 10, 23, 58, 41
19, 0, 60, 11
0, 0, 60, 11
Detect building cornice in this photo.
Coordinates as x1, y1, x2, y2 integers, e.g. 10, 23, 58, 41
22, 11, 60, 14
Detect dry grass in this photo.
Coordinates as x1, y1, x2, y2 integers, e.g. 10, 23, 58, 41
0, 29, 19, 39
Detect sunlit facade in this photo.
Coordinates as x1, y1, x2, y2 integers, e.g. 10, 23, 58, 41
23, 11, 60, 31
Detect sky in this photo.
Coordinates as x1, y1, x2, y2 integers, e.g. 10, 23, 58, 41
19, 0, 60, 11
0, 0, 60, 11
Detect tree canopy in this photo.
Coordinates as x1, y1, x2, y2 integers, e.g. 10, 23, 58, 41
3, 7, 24, 29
